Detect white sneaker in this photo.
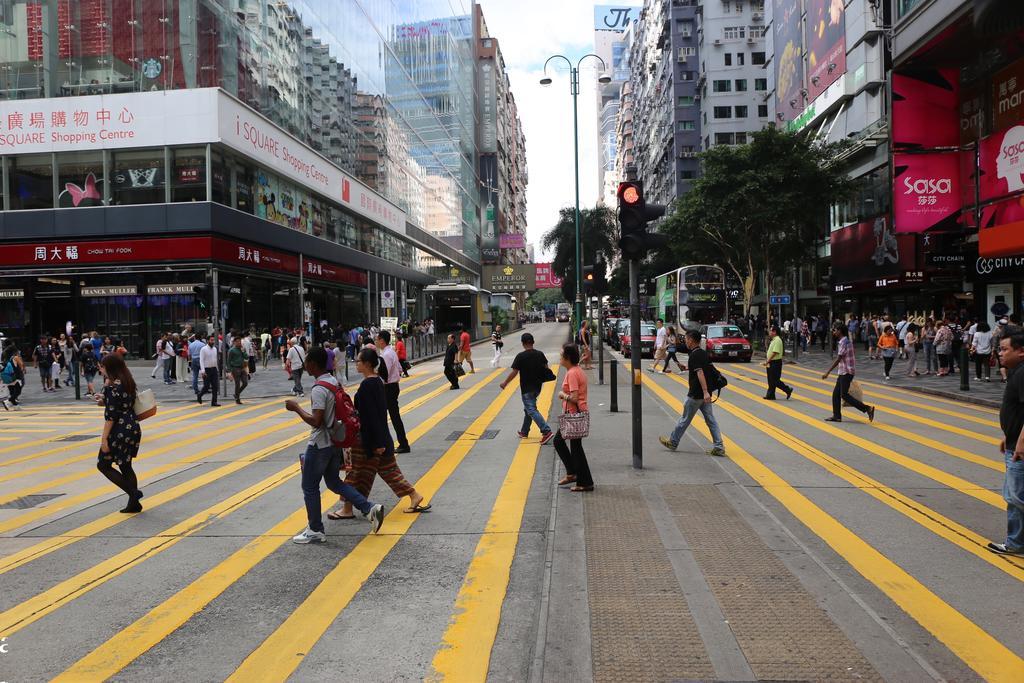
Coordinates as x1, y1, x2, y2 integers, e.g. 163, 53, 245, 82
292, 527, 326, 544
367, 504, 385, 534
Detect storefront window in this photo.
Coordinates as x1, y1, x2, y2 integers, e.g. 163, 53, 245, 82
173, 147, 207, 202
236, 164, 255, 214
211, 151, 228, 206
56, 151, 104, 208
8, 154, 54, 210
111, 149, 165, 205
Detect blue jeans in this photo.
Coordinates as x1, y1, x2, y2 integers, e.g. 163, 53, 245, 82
520, 391, 550, 436
300, 444, 372, 533
669, 396, 723, 451
1004, 450, 1024, 551
191, 357, 201, 393
162, 357, 172, 383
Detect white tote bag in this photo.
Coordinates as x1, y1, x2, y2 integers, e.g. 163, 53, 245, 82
133, 388, 157, 421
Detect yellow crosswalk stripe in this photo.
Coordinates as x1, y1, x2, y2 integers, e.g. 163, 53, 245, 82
58, 368, 508, 681
0, 409, 294, 535
735, 363, 999, 445
784, 362, 1000, 420
725, 365, 1002, 473
703, 368, 1005, 510
226, 369, 516, 683
650, 373, 1024, 577
429, 367, 559, 681
643, 376, 1024, 682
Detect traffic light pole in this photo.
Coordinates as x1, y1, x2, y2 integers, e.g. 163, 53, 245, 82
570, 66, 584, 331
629, 258, 642, 469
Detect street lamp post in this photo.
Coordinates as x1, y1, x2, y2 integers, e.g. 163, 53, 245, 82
540, 54, 611, 331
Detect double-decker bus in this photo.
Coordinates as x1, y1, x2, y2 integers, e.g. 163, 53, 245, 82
654, 264, 728, 332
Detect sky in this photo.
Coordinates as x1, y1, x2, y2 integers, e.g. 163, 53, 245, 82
476, 0, 610, 261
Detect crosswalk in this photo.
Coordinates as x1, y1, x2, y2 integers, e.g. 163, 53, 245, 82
0, 328, 1022, 681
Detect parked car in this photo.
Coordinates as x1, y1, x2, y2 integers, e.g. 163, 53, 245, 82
620, 322, 657, 358
699, 324, 752, 362
611, 318, 631, 350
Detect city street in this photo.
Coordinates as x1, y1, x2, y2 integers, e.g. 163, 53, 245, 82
0, 322, 1021, 681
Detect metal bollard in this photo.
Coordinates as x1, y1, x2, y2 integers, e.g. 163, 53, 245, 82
610, 359, 618, 412
960, 345, 970, 392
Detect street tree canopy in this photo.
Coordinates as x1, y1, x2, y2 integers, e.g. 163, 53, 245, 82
542, 206, 617, 303
662, 126, 854, 315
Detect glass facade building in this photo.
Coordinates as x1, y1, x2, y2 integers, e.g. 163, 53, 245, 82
0, 0, 495, 353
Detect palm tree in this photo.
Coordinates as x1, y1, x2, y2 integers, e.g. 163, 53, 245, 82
541, 206, 617, 303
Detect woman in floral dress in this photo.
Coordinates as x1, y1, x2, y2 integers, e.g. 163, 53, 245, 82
95, 353, 144, 513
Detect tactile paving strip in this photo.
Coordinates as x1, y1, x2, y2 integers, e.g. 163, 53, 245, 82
661, 484, 882, 682
584, 486, 714, 682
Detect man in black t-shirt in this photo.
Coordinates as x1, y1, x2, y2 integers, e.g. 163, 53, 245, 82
32, 336, 55, 392
500, 332, 554, 445
443, 334, 460, 390
991, 334, 1024, 555
659, 329, 725, 456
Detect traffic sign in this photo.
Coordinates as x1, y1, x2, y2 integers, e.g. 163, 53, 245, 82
380, 290, 395, 309
769, 295, 791, 306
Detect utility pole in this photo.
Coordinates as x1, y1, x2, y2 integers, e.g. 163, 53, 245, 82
629, 259, 642, 469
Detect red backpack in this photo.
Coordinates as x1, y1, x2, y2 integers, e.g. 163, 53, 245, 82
315, 380, 360, 448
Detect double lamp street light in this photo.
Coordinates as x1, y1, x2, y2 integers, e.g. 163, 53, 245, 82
540, 54, 611, 329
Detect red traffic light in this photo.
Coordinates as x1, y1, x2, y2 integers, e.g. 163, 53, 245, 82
618, 182, 641, 205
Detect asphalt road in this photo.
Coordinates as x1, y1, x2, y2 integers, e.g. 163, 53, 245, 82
0, 323, 1021, 682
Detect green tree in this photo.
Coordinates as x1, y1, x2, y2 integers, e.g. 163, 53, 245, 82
542, 206, 617, 303
662, 126, 854, 315
527, 288, 566, 308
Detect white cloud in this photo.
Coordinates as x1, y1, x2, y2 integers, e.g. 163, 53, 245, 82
478, 0, 610, 261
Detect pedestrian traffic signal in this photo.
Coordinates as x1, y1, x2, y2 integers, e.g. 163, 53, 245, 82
617, 180, 667, 260
193, 285, 208, 311
583, 265, 595, 293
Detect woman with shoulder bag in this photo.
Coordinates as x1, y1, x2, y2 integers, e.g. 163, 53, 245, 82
970, 321, 994, 382
663, 326, 686, 373
555, 344, 593, 492
934, 321, 953, 376
94, 353, 144, 513
878, 325, 899, 380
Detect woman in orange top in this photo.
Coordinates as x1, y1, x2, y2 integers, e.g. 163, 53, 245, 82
555, 344, 592, 492
878, 325, 899, 379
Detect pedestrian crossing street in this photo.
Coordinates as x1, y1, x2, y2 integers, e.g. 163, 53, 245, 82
0, 324, 1022, 681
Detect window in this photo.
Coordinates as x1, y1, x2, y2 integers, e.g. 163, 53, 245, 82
713, 80, 732, 92
678, 120, 696, 131
678, 95, 696, 106
735, 132, 747, 144
678, 20, 694, 37
679, 46, 696, 57
111, 149, 165, 206
752, 0, 765, 10
173, 147, 207, 202
897, 0, 923, 17
714, 106, 732, 119
737, 52, 745, 65
56, 152, 103, 208
735, 106, 748, 118
749, 25, 765, 37
679, 169, 696, 180
724, 53, 732, 66
680, 70, 696, 81
758, 104, 768, 117
735, 79, 748, 91
211, 151, 229, 206
752, 51, 766, 65
755, 78, 768, 90
679, 145, 696, 155
722, 1, 731, 11
715, 132, 735, 145
8, 154, 53, 210
723, 26, 745, 40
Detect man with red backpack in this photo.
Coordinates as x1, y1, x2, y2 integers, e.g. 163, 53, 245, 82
285, 346, 384, 543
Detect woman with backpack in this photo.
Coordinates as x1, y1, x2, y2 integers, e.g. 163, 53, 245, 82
332, 347, 431, 520
94, 353, 144, 513
2, 343, 24, 410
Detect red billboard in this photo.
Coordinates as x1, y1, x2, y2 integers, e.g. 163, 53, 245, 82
302, 257, 368, 287
979, 123, 1024, 202
534, 263, 563, 289
831, 217, 920, 291
893, 152, 963, 232
804, 0, 846, 101
210, 238, 298, 274
892, 69, 960, 150
0, 236, 211, 267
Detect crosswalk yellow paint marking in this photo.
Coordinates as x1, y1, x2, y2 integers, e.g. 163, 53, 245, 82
705, 368, 1005, 510
226, 369, 516, 683
644, 376, 1024, 682
56, 368, 506, 680
726, 365, 1003, 473
652, 373, 1024, 577
429, 367, 558, 681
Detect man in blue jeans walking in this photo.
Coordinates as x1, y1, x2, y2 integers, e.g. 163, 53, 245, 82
188, 334, 205, 394
500, 332, 555, 445
659, 329, 725, 456
286, 346, 384, 543
991, 334, 1024, 555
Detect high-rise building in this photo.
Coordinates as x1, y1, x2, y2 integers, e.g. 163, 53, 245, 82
594, 4, 639, 207
0, 1, 524, 351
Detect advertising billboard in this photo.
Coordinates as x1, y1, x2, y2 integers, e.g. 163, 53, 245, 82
773, 0, 805, 123
893, 152, 963, 232
830, 217, 919, 291
535, 263, 563, 289
499, 233, 526, 250
804, 0, 846, 101
891, 69, 960, 150
594, 5, 637, 32
479, 155, 500, 264
979, 123, 1024, 202
483, 264, 535, 292
479, 62, 497, 153
993, 57, 1024, 131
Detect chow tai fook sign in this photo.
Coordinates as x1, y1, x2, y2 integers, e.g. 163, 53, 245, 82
0, 89, 408, 237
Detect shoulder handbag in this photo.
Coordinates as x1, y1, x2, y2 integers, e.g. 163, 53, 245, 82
558, 407, 590, 440
133, 389, 157, 421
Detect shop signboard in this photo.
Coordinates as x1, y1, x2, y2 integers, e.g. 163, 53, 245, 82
147, 284, 201, 295
594, 5, 636, 32
993, 57, 1024, 131
772, 0, 805, 124
211, 238, 298, 274
892, 69, 960, 150
499, 233, 526, 250
0, 289, 24, 298
979, 123, 1024, 202
804, 0, 846, 102
302, 258, 367, 288
480, 62, 497, 153
0, 236, 212, 267
483, 264, 535, 292
893, 152, 963, 232
81, 286, 138, 297
534, 263, 563, 289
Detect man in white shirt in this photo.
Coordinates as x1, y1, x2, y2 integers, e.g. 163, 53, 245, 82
287, 339, 307, 397
159, 333, 175, 384
376, 330, 410, 453
650, 319, 667, 373
895, 314, 909, 360
151, 333, 167, 379
241, 333, 255, 375
197, 334, 221, 406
